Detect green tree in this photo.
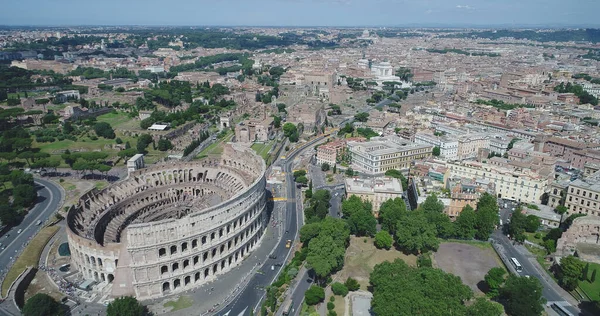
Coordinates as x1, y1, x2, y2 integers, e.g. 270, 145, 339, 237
354, 112, 369, 122
499, 275, 545, 316
93, 122, 116, 139
321, 163, 330, 172
300, 222, 322, 244
466, 298, 504, 316
543, 239, 556, 254
474, 193, 499, 240
395, 211, 439, 254
432, 146, 441, 156
341, 195, 369, 218
370, 259, 473, 316
307, 234, 346, 280
157, 138, 173, 151
332, 164, 337, 174
525, 215, 540, 233
305, 285, 326, 305
331, 282, 349, 296
107, 296, 145, 316
345, 277, 360, 291
374, 230, 393, 249
22, 293, 63, 316
454, 205, 477, 239
378, 197, 406, 233
555, 205, 568, 215
384, 169, 408, 189
484, 267, 506, 297
417, 252, 433, 268
591, 269, 597, 282
283, 122, 298, 138
559, 255, 584, 289
582, 262, 590, 281
508, 210, 527, 242
347, 209, 377, 237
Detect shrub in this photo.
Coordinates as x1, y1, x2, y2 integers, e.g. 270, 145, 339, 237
331, 282, 349, 297
345, 277, 360, 291
327, 302, 335, 310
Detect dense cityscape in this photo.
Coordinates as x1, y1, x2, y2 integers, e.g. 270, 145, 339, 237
1, 5, 600, 316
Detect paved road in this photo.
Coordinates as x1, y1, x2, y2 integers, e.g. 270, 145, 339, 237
493, 200, 581, 315
216, 136, 328, 316
0, 178, 63, 278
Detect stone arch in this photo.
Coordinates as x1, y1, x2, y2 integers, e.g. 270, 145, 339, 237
173, 279, 181, 289
107, 274, 114, 283
163, 282, 170, 293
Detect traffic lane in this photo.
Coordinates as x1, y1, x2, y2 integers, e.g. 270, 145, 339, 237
291, 271, 312, 316
494, 234, 564, 302
0, 179, 60, 265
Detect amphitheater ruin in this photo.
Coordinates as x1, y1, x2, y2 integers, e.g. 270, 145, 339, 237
66, 144, 268, 299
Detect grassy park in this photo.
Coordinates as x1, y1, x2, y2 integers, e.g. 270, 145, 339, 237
579, 261, 600, 301
1, 226, 60, 297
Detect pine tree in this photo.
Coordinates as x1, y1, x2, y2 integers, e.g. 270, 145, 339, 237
333, 164, 337, 174
582, 262, 590, 281
591, 269, 597, 283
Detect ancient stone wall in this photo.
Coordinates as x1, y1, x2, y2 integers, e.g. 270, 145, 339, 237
67, 144, 267, 299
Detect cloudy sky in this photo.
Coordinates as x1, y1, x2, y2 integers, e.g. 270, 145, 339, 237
1, 0, 597, 27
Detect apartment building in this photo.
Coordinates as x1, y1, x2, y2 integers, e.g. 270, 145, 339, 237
348, 135, 433, 175
447, 160, 551, 204
345, 177, 403, 216
316, 140, 346, 166
563, 171, 600, 216
414, 132, 458, 160
457, 134, 490, 160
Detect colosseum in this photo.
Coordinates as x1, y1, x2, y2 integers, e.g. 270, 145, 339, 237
66, 144, 268, 299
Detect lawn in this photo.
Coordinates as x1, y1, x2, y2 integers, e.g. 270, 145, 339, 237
163, 295, 193, 312
1, 226, 60, 297
197, 131, 233, 158
333, 236, 417, 290
251, 140, 276, 161
579, 261, 600, 301
524, 232, 547, 246
96, 111, 136, 130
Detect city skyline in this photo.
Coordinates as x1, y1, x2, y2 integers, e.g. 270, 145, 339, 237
1, 0, 599, 27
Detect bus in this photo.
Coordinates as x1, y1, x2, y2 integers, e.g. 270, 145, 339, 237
510, 257, 523, 272
281, 297, 293, 316
551, 303, 575, 316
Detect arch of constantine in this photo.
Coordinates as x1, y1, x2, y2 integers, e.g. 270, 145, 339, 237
66, 144, 268, 299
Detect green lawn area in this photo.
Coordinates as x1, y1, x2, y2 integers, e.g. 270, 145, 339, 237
96, 111, 135, 130
579, 261, 600, 301
1, 226, 60, 297
444, 239, 492, 250
251, 140, 276, 161
524, 232, 547, 246
163, 295, 193, 312
196, 131, 233, 158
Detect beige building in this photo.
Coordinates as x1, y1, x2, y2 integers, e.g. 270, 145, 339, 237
234, 117, 274, 143
348, 135, 433, 175
563, 171, 600, 217
457, 134, 490, 160
345, 177, 403, 216
316, 140, 346, 166
447, 160, 551, 204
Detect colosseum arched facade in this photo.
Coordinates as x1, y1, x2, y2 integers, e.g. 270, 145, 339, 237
67, 144, 268, 299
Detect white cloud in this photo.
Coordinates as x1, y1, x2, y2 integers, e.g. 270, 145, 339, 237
456, 5, 474, 10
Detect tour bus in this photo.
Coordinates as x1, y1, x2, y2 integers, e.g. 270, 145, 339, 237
551, 303, 575, 316
510, 257, 523, 272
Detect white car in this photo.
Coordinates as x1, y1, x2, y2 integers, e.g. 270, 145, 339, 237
17, 229, 22, 234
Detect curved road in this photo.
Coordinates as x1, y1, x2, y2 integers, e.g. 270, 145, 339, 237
0, 178, 63, 276
216, 135, 329, 316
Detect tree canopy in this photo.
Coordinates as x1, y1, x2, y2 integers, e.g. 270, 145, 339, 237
378, 197, 407, 233
22, 293, 63, 316
395, 210, 439, 254
107, 296, 145, 316
370, 259, 473, 316
499, 275, 545, 316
